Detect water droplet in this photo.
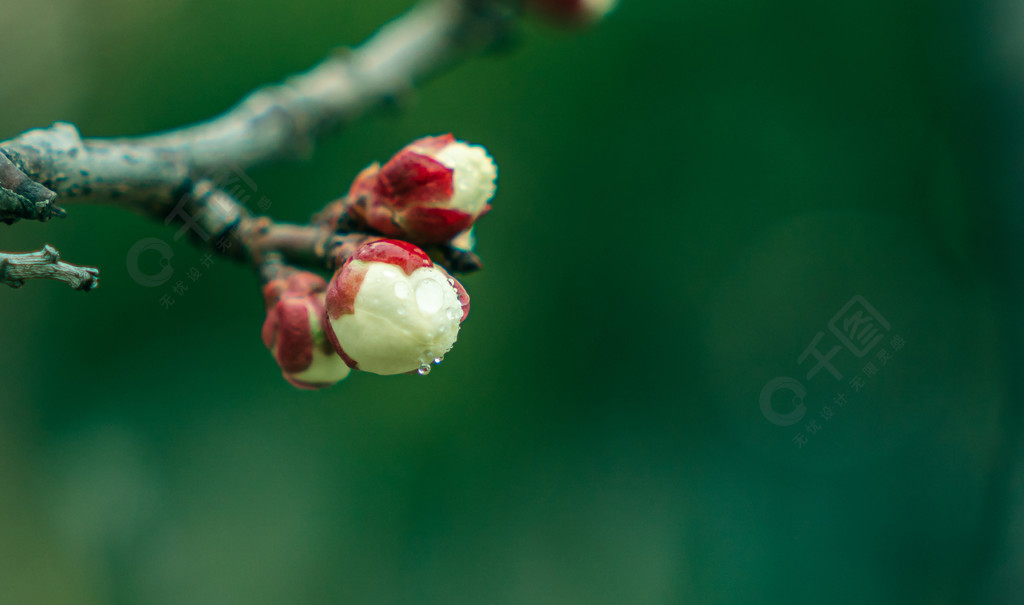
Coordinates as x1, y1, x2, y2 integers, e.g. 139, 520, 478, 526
433, 356, 444, 365
446, 307, 460, 321
417, 364, 431, 376
415, 279, 444, 314
393, 281, 410, 299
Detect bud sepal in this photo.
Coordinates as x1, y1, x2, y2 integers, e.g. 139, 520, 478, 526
262, 272, 351, 390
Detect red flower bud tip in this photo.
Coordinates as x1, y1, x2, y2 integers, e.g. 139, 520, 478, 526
348, 134, 498, 245
531, 0, 618, 24
323, 239, 471, 376
262, 271, 328, 308
262, 273, 351, 390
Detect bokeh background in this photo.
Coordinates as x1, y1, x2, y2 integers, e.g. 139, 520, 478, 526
1, 0, 1022, 602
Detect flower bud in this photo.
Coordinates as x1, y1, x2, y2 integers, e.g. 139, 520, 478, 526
262, 273, 351, 390
348, 134, 497, 245
529, 0, 618, 24
323, 239, 471, 376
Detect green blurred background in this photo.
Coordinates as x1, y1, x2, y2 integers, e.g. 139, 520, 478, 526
1, 0, 1021, 603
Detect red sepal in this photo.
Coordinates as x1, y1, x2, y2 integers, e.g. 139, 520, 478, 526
269, 298, 315, 374
379, 152, 454, 207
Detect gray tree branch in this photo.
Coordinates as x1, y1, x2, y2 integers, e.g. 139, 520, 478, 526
0, 0, 512, 292
0, 0, 514, 216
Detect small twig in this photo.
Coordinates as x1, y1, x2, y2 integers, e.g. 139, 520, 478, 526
0, 246, 99, 291
164, 180, 483, 275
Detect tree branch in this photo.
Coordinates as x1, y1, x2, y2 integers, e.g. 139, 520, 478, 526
0, 246, 99, 291
0, 0, 515, 212
0, 0, 511, 292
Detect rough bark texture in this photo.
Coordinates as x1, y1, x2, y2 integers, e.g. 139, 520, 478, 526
0, 151, 63, 224
0, 246, 99, 291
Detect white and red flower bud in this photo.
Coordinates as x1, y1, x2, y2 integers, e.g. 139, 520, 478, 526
262, 273, 351, 390
529, 0, 618, 24
323, 239, 471, 376
348, 134, 497, 245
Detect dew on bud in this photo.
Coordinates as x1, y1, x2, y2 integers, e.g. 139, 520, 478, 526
415, 278, 445, 314
324, 240, 469, 376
